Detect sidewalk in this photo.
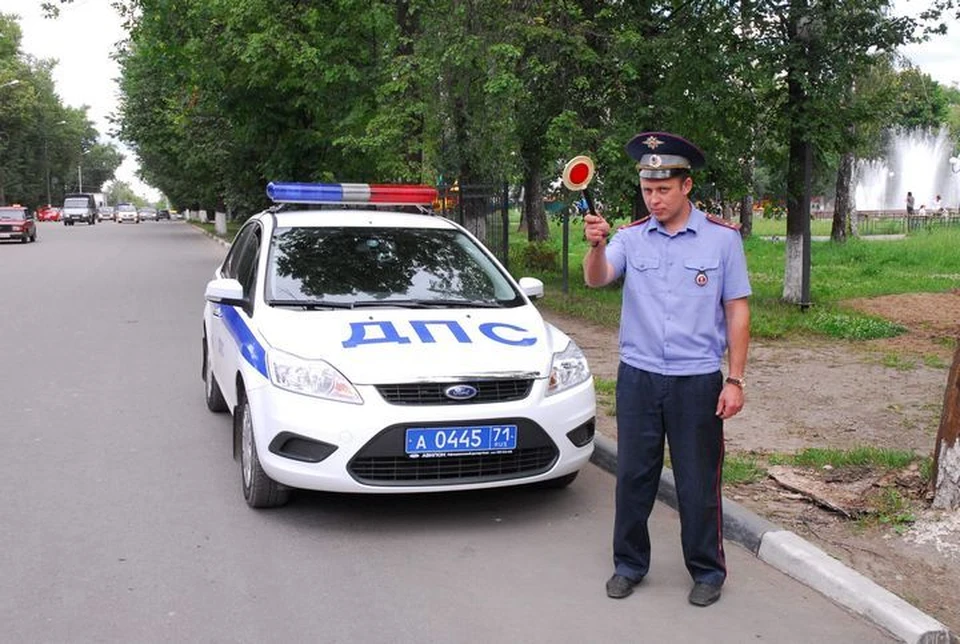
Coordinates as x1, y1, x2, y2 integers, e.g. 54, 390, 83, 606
538, 310, 954, 644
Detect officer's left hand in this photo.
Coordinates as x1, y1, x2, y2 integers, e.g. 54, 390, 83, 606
715, 384, 744, 419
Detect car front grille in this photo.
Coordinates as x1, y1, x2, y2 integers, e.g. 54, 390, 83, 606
348, 419, 558, 486
376, 379, 534, 405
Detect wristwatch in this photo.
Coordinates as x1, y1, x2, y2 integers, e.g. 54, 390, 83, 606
725, 376, 745, 389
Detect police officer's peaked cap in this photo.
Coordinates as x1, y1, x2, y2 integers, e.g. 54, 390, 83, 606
626, 131, 706, 179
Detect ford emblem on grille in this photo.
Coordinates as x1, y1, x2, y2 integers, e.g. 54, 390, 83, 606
444, 384, 478, 401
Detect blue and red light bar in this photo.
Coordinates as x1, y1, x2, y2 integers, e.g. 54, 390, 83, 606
266, 182, 437, 206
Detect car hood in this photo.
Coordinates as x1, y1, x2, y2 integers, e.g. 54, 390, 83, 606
257, 305, 570, 384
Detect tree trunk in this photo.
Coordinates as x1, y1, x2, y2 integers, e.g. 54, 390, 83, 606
783, 124, 807, 304
782, 25, 810, 306
932, 342, 960, 510
523, 166, 548, 242
739, 158, 754, 238
739, 195, 753, 238
831, 151, 854, 242
632, 183, 649, 221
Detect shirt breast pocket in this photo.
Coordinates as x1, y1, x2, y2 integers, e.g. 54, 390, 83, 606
682, 257, 720, 296
628, 255, 661, 293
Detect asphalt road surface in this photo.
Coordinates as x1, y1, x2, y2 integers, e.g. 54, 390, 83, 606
0, 220, 893, 643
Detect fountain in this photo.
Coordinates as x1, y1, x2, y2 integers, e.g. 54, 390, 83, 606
853, 127, 960, 212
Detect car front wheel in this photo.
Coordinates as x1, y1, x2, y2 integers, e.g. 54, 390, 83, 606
239, 399, 291, 508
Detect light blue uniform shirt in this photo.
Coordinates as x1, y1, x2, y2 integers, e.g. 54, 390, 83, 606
605, 204, 751, 376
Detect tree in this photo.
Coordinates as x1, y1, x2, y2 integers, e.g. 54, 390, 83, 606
0, 12, 119, 208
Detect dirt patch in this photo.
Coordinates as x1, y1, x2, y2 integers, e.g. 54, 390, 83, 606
539, 292, 960, 633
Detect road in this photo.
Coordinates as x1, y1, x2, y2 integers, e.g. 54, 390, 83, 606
0, 221, 894, 643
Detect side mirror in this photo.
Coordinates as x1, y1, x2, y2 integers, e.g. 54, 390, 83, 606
518, 276, 544, 300
205, 278, 246, 307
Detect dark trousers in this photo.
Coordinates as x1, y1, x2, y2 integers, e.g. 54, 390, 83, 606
613, 362, 726, 586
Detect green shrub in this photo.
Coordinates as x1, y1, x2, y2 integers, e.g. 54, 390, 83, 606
516, 241, 559, 272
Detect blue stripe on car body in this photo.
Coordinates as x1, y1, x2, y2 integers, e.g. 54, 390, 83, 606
220, 305, 268, 377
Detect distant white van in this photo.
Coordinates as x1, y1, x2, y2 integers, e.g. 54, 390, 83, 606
61, 193, 97, 226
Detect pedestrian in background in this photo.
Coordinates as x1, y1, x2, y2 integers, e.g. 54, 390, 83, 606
582, 131, 751, 607
906, 191, 915, 215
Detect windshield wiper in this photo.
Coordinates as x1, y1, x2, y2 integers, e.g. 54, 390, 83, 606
351, 299, 505, 309
268, 299, 354, 310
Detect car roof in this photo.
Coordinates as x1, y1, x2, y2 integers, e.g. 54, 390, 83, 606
269, 208, 459, 231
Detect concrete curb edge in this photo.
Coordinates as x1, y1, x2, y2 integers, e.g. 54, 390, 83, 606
590, 434, 953, 644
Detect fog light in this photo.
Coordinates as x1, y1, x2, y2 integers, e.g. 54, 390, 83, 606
566, 419, 595, 447
269, 432, 338, 463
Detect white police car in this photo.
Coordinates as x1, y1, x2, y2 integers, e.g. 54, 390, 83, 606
202, 182, 596, 508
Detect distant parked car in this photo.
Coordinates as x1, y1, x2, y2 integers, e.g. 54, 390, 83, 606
0, 205, 38, 243
157, 209, 171, 221
37, 205, 60, 222
139, 207, 157, 221
116, 203, 140, 224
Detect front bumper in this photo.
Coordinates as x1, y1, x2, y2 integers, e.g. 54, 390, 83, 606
245, 376, 596, 493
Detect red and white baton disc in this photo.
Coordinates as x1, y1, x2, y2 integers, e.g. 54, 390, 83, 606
561, 155, 595, 191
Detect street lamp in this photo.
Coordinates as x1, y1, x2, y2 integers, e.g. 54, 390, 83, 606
45, 120, 68, 204
78, 149, 90, 192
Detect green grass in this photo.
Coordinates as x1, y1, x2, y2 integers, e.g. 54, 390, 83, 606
722, 454, 767, 484
766, 446, 917, 469
594, 377, 617, 415
516, 219, 960, 342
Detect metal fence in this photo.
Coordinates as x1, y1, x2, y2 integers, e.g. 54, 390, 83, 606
853, 211, 960, 235
436, 182, 510, 270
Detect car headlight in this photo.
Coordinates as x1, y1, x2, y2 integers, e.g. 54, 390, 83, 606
546, 340, 591, 396
267, 349, 363, 404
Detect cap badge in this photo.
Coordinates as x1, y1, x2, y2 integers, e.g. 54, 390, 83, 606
649, 154, 662, 168
642, 136, 664, 149
695, 270, 708, 287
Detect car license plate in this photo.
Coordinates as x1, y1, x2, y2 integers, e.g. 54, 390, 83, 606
405, 424, 518, 456
0, 233, 12, 239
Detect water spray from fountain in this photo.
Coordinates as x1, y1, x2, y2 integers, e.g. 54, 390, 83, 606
854, 127, 960, 212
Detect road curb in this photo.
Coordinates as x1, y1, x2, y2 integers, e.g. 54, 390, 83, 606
193, 223, 231, 248
590, 434, 953, 644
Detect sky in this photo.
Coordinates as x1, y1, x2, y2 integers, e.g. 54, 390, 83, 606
0, 0, 957, 206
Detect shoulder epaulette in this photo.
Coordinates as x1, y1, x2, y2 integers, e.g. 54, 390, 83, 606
705, 213, 741, 231
618, 215, 651, 230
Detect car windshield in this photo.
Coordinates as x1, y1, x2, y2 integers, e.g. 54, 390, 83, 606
64, 198, 89, 209
0, 208, 26, 220
265, 226, 522, 308
118, 204, 136, 212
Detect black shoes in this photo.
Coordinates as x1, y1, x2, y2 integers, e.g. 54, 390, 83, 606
606, 575, 722, 605
688, 582, 723, 607
605, 574, 642, 599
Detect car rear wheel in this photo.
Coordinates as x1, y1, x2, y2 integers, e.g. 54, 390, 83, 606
239, 399, 291, 508
203, 335, 228, 413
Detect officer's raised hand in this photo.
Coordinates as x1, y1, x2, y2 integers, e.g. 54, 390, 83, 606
584, 212, 610, 248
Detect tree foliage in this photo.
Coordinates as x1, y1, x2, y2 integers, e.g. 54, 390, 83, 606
0, 12, 121, 209
106, 0, 958, 234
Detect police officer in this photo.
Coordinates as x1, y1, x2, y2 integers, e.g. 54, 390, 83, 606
582, 132, 751, 607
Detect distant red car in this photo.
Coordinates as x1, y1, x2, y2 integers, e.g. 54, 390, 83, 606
0, 205, 38, 243
36, 205, 60, 222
